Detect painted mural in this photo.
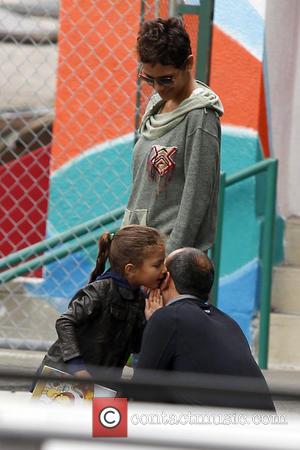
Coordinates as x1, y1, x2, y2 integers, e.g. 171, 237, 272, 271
20, 0, 284, 343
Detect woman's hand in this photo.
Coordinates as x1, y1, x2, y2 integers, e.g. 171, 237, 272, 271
145, 288, 163, 320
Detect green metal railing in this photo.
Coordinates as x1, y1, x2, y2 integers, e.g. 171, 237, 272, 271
211, 158, 278, 369
0, 159, 278, 368
0, 206, 125, 272
0, 206, 125, 284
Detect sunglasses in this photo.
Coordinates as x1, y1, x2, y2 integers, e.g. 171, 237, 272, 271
138, 58, 189, 87
138, 70, 175, 87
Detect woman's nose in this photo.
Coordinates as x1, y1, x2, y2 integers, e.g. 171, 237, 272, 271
153, 81, 165, 92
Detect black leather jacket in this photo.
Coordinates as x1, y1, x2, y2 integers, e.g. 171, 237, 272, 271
41, 278, 145, 373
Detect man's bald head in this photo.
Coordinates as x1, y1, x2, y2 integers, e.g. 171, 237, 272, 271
166, 248, 214, 299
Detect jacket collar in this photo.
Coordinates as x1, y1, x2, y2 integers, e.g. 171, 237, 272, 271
96, 269, 141, 300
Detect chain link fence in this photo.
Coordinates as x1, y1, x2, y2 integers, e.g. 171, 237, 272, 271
0, 0, 200, 350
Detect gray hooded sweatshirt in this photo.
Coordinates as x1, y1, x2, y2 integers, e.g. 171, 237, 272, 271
123, 81, 224, 254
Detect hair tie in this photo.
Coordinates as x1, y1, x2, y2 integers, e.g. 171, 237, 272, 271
109, 233, 115, 241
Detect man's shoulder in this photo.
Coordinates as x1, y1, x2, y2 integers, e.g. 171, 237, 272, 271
166, 298, 238, 326
150, 297, 195, 320
211, 305, 248, 336
212, 305, 238, 322
148, 303, 177, 324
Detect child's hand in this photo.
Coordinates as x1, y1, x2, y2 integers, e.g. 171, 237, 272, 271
74, 369, 92, 379
145, 289, 163, 320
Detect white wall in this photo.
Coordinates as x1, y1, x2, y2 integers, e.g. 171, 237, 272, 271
265, 0, 300, 217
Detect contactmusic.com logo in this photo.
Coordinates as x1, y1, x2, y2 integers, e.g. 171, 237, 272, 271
93, 398, 128, 437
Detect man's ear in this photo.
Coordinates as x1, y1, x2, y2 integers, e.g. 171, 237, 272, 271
160, 271, 171, 291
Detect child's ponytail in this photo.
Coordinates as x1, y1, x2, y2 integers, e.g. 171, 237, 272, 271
89, 232, 113, 283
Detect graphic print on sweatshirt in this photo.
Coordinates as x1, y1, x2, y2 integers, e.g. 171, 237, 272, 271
147, 145, 177, 182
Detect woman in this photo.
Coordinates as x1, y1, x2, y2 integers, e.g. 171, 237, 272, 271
123, 17, 224, 254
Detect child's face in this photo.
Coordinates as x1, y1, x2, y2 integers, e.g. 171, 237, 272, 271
129, 246, 167, 289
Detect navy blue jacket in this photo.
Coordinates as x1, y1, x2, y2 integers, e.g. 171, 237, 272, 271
135, 296, 275, 410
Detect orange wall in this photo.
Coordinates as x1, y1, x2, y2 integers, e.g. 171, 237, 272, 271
210, 26, 270, 155
210, 26, 261, 129
52, 3, 270, 170
52, 0, 141, 170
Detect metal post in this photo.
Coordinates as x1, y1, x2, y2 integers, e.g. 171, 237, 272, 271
134, 0, 146, 144
195, 0, 214, 83
169, 0, 178, 17
258, 160, 278, 369
176, 0, 214, 83
210, 172, 226, 306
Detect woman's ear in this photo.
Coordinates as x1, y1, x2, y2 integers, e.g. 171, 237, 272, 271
185, 54, 194, 71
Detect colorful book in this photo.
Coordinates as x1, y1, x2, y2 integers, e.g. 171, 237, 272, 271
31, 365, 116, 404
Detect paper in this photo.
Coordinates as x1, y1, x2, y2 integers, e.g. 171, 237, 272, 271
32, 365, 117, 404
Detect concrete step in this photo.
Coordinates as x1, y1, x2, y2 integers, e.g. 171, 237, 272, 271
0, 348, 45, 391
272, 265, 300, 314
0, 348, 44, 370
285, 216, 300, 266
268, 312, 300, 369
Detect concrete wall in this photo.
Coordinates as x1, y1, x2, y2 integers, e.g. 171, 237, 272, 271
265, 0, 300, 217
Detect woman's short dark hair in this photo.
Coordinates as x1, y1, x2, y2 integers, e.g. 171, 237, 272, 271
137, 17, 192, 68
166, 248, 214, 298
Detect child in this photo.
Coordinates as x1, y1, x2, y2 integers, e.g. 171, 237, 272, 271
36, 225, 166, 380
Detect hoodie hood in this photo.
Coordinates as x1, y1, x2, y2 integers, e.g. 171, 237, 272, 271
140, 81, 224, 140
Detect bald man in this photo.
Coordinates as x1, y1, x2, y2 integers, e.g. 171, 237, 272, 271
135, 248, 275, 410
